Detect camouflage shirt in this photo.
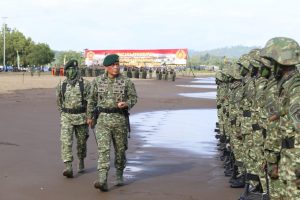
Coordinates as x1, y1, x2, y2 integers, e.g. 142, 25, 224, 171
278, 72, 300, 180
87, 72, 138, 119
56, 78, 91, 125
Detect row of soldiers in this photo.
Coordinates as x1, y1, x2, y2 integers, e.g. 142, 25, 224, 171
124, 67, 176, 81
155, 68, 176, 81
124, 67, 151, 79
53, 66, 176, 81
215, 37, 300, 200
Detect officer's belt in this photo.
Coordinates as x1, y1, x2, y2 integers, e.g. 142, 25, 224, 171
281, 137, 295, 149
243, 110, 251, 117
252, 123, 261, 131
62, 107, 86, 114
96, 107, 128, 115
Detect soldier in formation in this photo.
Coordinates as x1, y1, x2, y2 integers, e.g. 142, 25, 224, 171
215, 37, 300, 200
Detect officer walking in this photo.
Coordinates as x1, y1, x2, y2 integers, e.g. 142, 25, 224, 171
87, 54, 138, 192
56, 59, 91, 178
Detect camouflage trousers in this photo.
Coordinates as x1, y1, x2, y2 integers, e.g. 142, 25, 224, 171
279, 148, 300, 200
250, 129, 267, 192
241, 115, 256, 171
95, 123, 128, 175
267, 175, 285, 200
60, 123, 88, 162
279, 180, 300, 200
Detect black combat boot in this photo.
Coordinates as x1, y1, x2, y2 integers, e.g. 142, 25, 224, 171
230, 174, 245, 188
238, 182, 250, 199
78, 159, 85, 173
94, 172, 108, 192
63, 161, 73, 178
229, 165, 239, 184
115, 170, 124, 186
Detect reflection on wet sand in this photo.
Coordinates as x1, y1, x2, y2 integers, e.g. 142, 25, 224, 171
131, 109, 217, 156
178, 92, 216, 99
176, 84, 217, 89
191, 77, 215, 84
177, 77, 217, 98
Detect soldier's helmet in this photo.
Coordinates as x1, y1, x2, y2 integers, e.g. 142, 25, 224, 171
231, 64, 242, 80
215, 71, 223, 81
248, 48, 261, 69
237, 54, 250, 70
220, 66, 230, 82
260, 37, 300, 66
256, 50, 273, 68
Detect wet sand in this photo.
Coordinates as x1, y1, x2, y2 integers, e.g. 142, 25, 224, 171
0, 74, 242, 200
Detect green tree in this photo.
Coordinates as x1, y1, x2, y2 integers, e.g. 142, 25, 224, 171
27, 43, 55, 66
0, 25, 54, 68
54, 50, 84, 66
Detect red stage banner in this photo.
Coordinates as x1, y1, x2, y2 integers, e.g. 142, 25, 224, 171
84, 49, 188, 67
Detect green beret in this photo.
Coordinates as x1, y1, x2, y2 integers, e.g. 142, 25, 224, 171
65, 59, 78, 70
103, 54, 119, 67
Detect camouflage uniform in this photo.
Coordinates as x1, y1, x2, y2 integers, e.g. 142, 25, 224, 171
216, 75, 225, 136
247, 53, 269, 192
216, 71, 224, 134
56, 60, 91, 177
239, 57, 255, 173
228, 65, 244, 178
261, 37, 300, 199
278, 72, 300, 199
238, 52, 265, 193
87, 72, 137, 186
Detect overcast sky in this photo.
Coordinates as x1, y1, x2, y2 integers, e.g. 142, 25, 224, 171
1, 0, 299, 52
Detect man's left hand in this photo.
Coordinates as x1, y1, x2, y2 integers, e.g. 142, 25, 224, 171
117, 102, 128, 109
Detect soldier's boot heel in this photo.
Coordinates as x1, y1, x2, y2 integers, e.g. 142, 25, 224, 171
94, 181, 108, 192
78, 159, 85, 173
94, 172, 108, 192
63, 161, 73, 178
115, 170, 124, 186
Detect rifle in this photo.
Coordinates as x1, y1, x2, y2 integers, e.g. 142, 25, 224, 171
91, 107, 99, 129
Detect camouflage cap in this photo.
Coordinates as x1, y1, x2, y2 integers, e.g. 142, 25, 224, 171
237, 54, 250, 70
231, 63, 242, 80
248, 49, 261, 68
222, 62, 234, 77
255, 50, 273, 68
260, 37, 300, 66
220, 66, 230, 78
215, 71, 223, 81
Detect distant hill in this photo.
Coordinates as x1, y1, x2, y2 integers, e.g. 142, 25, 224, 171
189, 45, 260, 58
